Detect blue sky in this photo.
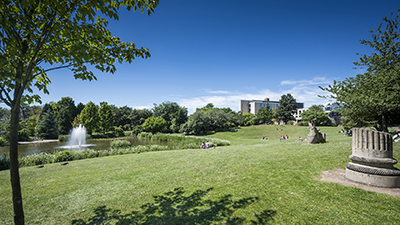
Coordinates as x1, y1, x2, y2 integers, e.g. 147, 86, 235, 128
37, 0, 399, 114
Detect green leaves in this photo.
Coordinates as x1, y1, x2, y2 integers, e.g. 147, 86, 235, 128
320, 10, 400, 131
0, 0, 159, 106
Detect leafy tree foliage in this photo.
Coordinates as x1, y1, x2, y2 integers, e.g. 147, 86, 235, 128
320, 11, 400, 132
142, 116, 167, 134
300, 105, 331, 126
0, 107, 10, 125
36, 104, 59, 139
240, 113, 257, 126
181, 107, 238, 135
256, 104, 273, 124
115, 105, 133, 129
0, 1, 159, 223
130, 108, 153, 127
274, 94, 297, 124
153, 101, 188, 132
98, 103, 114, 133
72, 114, 81, 128
80, 102, 99, 135
76, 102, 85, 115
53, 97, 77, 134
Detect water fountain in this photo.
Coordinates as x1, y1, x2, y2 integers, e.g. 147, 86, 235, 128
59, 125, 95, 149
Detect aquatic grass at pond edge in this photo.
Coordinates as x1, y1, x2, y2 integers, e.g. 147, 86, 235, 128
0, 145, 169, 170
0, 135, 230, 170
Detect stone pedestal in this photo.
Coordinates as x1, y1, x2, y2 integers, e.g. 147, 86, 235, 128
346, 128, 400, 188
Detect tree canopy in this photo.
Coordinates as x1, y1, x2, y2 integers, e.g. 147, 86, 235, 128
320, 10, 400, 132
274, 94, 297, 124
153, 101, 188, 132
98, 102, 114, 133
142, 116, 167, 134
300, 105, 331, 126
256, 104, 273, 124
80, 101, 99, 135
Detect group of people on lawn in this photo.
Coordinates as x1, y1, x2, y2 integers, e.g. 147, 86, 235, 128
200, 141, 210, 149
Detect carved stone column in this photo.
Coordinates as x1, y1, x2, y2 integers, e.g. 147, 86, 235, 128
346, 128, 400, 187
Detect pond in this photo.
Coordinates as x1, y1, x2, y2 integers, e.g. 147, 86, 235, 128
0, 137, 174, 157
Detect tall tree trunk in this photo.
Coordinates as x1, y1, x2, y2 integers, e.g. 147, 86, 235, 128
382, 114, 388, 133
9, 100, 25, 225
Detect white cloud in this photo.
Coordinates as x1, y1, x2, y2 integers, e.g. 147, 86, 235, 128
205, 89, 231, 94
175, 77, 335, 114
130, 105, 153, 110
280, 77, 331, 86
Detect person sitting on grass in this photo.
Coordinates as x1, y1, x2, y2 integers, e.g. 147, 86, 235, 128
298, 137, 304, 142
205, 141, 210, 148
201, 142, 206, 149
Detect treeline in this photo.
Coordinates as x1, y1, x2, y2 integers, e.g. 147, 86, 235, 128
0, 94, 307, 142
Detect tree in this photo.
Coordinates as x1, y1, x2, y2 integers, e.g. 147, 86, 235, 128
116, 106, 133, 130
274, 94, 297, 124
80, 102, 99, 135
240, 113, 257, 126
142, 116, 167, 134
72, 114, 81, 128
76, 103, 85, 115
153, 102, 188, 132
180, 110, 211, 135
0, 1, 158, 222
300, 105, 331, 126
130, 108, 153, 127
36, 103, 59, 139
53, 97, 77, 134
320, 11, 400, 132
98, 103, 114, 133
256, 104, 273, 124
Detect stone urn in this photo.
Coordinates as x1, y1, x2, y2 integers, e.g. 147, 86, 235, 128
346, 128, 400, 188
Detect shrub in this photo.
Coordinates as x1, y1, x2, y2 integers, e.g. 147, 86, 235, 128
0, 153, 10, 170
54, 150, 74, 162
58, 135, 69, 142
138, 132, 153, 139
0, 137, 7, 146
115, 126, 125, 137
297, 121, 309, 126
131, 125, 143, 136
110, 140, 132, 149
19, 153, 54, 167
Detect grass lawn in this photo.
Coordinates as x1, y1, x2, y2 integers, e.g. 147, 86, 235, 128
1, 125, 399, 224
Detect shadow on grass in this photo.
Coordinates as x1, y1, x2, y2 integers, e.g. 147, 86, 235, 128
71, 187, 276, 224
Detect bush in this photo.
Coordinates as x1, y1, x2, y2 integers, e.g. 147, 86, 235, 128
297, 121, 309, 126
110, 140, 132, 149
131, 125, 143, 136
0, 153, 10, 170
148, 133, 230, 149
58, 135, 69, 142
0, 137, 7, 146
19, 153, 54, 167
115, 126, 125, 137
138, 132, 153, 139
54, 150, 74, 162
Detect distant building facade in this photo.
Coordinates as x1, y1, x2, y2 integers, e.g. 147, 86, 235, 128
239, 98, 304, 115
239, 98, 341, 125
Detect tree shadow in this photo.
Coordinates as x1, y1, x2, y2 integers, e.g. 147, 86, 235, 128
71, 187, 276, 224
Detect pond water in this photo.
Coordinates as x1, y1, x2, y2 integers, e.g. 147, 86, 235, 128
0, 137, 174, 157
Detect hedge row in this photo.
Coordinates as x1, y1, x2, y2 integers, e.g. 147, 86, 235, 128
0, 145, 168, 171
137, 132, 230, 149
